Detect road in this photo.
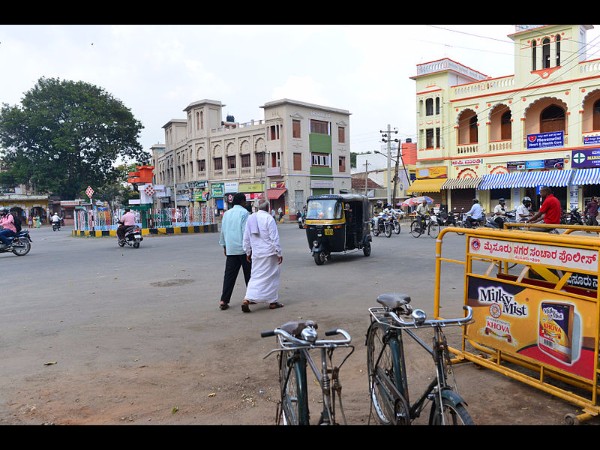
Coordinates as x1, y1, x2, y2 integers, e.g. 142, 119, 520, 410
0, 223, 597, 426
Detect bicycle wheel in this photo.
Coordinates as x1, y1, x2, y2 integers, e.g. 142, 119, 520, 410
410, 220, 422, 238
278, 350, 309, 425
430, 398, 474, 425
455, 220, 465, 236
428, 221, 440, 238
366, 323, 410, 425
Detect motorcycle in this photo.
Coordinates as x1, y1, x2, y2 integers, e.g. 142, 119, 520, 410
485, 210, 517, 229
371, 212, 394, 237
0, 229, 33, 256
435, 207, 457, 227
52, 221, 61, 231
118, 225, 143, 248
561, 207, 584, 225
297, 211, 305, 229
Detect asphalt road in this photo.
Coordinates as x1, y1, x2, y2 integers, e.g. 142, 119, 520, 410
0, 222, 598, 426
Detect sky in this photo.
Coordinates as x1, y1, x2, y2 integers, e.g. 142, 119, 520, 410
2, 24, 600, 157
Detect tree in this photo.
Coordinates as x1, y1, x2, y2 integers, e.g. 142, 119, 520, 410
0, 77, 150, 199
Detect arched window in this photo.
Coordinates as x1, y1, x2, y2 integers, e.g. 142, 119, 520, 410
435, 97, 440, 115
532, 40, 537, 71
425, 98, 434, 116
469, 115, 478, 143
555, 34, 561, 66
593, 99, 600, 131
540, 104, 565, 133
542, 38, 551, 69
501, 110, 512, 140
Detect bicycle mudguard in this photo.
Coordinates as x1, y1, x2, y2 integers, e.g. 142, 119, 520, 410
440, 388, 468, 407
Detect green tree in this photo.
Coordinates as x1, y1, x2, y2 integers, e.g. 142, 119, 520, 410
0, 77, 150, 199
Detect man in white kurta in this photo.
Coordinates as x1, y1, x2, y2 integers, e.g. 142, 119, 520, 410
241, 201, 284, 312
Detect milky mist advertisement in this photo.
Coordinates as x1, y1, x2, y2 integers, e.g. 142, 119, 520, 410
465, 277, 597, 380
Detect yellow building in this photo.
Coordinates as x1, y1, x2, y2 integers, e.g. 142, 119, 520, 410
410, 25, 600, 215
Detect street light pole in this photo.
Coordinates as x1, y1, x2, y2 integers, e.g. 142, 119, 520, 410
380, 125, 398, 206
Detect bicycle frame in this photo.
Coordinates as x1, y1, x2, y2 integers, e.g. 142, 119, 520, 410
262, 322, 354, 425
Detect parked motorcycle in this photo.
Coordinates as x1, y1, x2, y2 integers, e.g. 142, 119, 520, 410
118, 225, 143, 248
435, 207, 457, 227
0, 229, 33, 256
561, 207, 584, 225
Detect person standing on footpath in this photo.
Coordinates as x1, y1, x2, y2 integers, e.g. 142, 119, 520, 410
241, 200, 284, 313
218, 193, 251, 311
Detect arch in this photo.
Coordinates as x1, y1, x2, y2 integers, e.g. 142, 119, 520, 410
540, 104, 566, 133
254, 137, 266, 152
212, 144, 223, 157
490, 165, 508, 175
523, 97, 568, 136
240, 140, 250, 154
226, 142, 236, 155
581, 89, 600, 132
542, 37, 551, 69
456, 108, 478, 145
457, 168, 478, 178
488, 103, 512, 141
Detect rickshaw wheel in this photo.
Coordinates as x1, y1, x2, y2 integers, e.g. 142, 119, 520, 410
363, 242, 371, 257
314, 251, 327, 265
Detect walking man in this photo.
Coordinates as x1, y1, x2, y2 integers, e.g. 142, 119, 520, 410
241, 200, 284, 313
218, 193, 251, 311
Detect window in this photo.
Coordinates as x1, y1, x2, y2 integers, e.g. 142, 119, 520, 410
542, 38, 551, 69
435, 98, 440, 115
469, 116, 478, 143
241, 154, 251, 168
339, 156, 346, 172
256, 152, 265, 167
338, 126, 345, 143
269, 124, 280, 140
311, 153, 331, 166
435, 127, 441, 148
501, 111, 512, 140
532, 40, 537, 71
540, 105, 565, 133
425, 98, 434, 116
594, 100, 600, 130
271, 151, 281, 168
213, 157, 223, 170
293, 119, 301, 138
227, 156, 236, 169
293, 153, 302, 171
555, 34, 561, 66
310, 119, 329, 135
426, 129, 434, 149
198, 159, 205, 172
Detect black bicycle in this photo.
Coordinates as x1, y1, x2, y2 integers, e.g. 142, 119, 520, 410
365, 292, 474, 425
261, 320, 354, 425
410, 214, 439, 238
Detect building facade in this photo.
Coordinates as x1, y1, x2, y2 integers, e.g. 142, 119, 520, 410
152, 99, 352, 218
410, 24, 600, 215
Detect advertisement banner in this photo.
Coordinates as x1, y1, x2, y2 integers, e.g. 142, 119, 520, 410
465, 277, 597, 379
571, 148, 600, 168
416, 166, 447, 179
526, 131, 564, 150
583, 135, 600, 145
211, 183, 224, 198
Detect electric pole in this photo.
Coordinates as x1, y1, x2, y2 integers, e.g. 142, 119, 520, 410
364, 160, 371, 195
380, 125, 398, 206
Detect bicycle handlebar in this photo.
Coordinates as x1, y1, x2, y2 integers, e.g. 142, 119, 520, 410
370, 305, 473, 330
260, 326, 352, 348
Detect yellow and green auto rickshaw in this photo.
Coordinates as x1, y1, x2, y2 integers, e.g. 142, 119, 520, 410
304, 194, 372, 265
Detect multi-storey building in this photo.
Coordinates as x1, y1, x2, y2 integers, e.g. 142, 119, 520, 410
409, 24, 600, 214
152, 98, 352, 218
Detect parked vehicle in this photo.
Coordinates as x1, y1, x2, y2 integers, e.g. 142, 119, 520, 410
485, 210, 517, 229
435, 207, 457, 227
561, 207, 584, 225
305, 194, 372, 265
118, 225, 143, 249
0, 229, 32, 256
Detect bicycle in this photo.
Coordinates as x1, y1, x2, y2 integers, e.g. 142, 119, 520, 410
261, 320, 354, 425
365, 292, 475, 425
409, 214, 439, 238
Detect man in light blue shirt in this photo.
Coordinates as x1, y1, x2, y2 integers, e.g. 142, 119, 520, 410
465, 198, 484, 227
218, 193, 251, 310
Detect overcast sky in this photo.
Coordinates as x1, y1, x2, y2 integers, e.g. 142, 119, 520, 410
2, 25, 600, 157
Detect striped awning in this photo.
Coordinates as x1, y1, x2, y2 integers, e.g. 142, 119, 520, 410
478, 170, 573, 190
441, 177, 482, 189
571, 168, 600, 186
405, 178, 446, 193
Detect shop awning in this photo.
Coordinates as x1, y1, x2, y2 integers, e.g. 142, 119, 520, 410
406, 178, 446, 194
266, 188, 287, 200
571, 168, 600, 186
478, 170, 573, 190
441, 177, 482, 189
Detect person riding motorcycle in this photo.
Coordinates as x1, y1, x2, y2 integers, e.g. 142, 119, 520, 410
516, 197, 533, 222
493, 198, 508, 228
0, 207, 17, 249
51, 212, 61, 227
117, 208, 136, 243
465, 198, 484, 227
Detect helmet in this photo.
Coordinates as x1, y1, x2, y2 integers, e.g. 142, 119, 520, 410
473, 199, 479, 203
499, 198, 505, 203
0, 207, 7, 215
522, 196, 531, 204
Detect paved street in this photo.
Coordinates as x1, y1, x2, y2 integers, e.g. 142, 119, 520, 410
0, 223, 597, 425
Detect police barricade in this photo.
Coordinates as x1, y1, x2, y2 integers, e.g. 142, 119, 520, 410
435, 226, 600, 424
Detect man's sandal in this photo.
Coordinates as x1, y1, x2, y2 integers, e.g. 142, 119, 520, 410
269, 302, 284, 310
219, 302, 229, 311
241, 300, 252, 313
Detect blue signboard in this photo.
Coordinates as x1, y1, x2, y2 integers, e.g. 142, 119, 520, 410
571, 148, 600, 168
583, 135, 600, 145
526, 131, 564, 149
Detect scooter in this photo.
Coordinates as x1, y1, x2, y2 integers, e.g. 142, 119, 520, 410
485, 210, 517, 229
118, 225, 143, 248
0, 229, 32, 256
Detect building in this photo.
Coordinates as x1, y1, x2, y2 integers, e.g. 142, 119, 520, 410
410, 24, 600, 214
152, 99, 352, 218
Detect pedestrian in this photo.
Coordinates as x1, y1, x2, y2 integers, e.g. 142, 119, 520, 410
277, 206, 284, 222
241, 199, 284, 313
527, 186, 561, 232
270, 208, 276, 220
218, 192, 252, 311
585, 196, 598, 225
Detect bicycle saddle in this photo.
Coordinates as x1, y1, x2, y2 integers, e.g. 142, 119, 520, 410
376, 293, 411, 310
280, 320, 318, 338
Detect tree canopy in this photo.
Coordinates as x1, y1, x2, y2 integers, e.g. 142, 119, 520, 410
0, 77, 150, 199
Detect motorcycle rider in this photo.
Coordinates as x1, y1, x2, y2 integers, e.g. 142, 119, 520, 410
117, 208, 136, 243
516, 197, 533, 222
0, 207, 17, 249
51, 212, 61, 228
493, 198, 508, 228
465, 198, 484, 227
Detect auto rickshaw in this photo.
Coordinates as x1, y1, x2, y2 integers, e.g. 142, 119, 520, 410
304, 194, 372, 265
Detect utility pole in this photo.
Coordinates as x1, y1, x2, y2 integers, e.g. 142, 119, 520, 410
364, 160, 371, 195
380, 125, 398, 206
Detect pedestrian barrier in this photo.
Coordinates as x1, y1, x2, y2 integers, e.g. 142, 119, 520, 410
435, 226, 600, 424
